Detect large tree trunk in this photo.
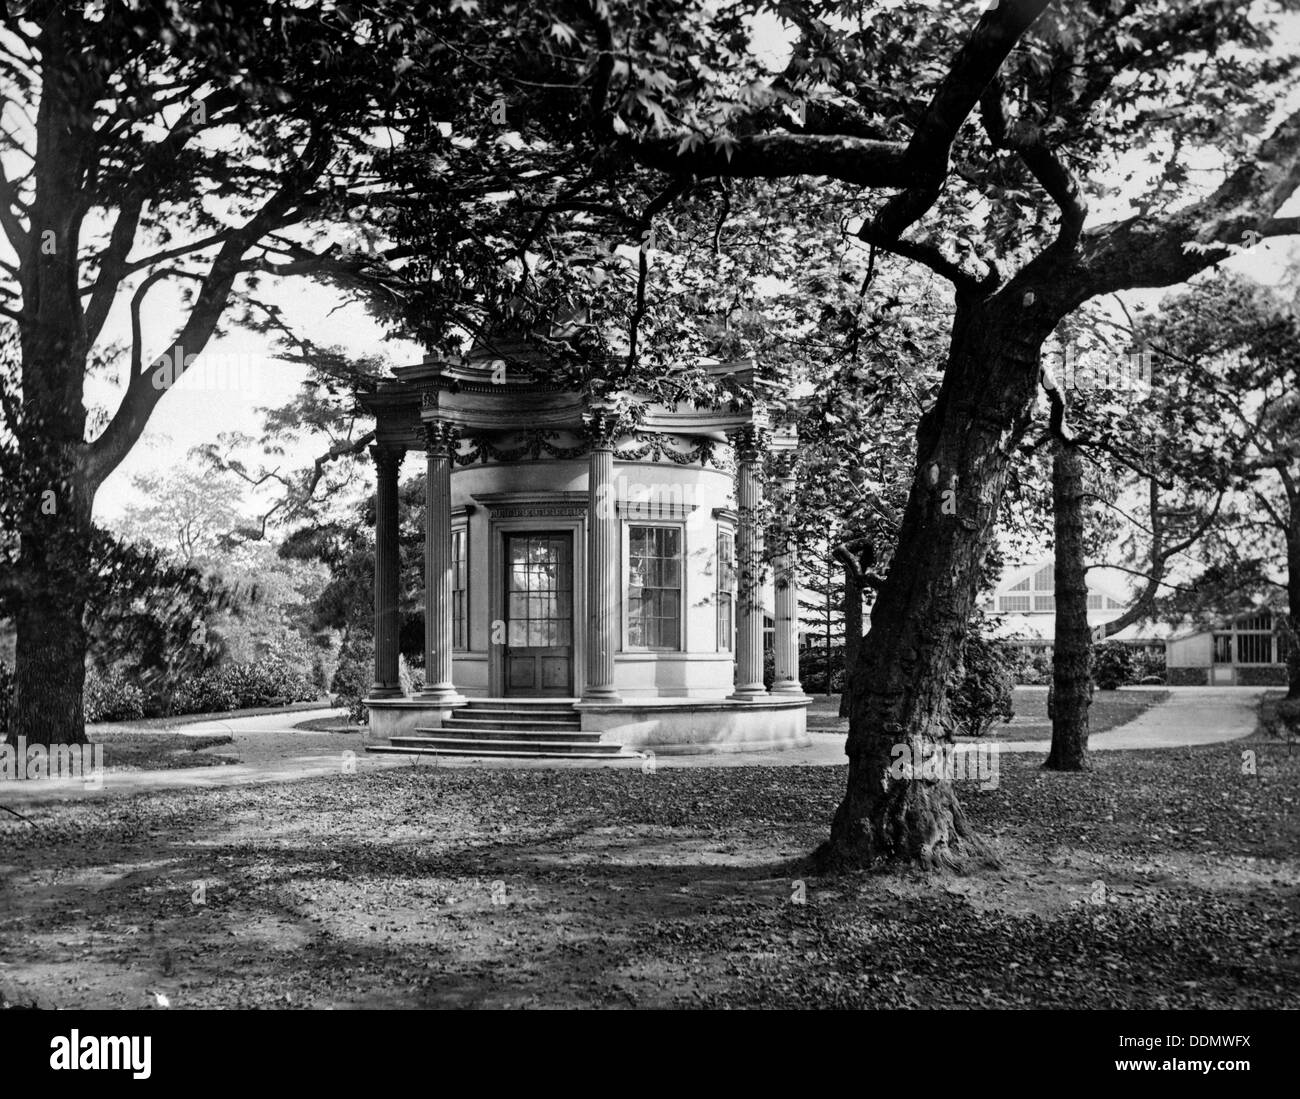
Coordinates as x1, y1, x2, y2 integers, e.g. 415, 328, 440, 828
10, 422, 96, 749
814, 296, 1057, 872
1044, 441, 1091, 770
838, 570, 863, 718
8, 11, 97, 749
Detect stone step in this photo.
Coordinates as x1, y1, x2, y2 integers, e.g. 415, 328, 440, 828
463, 699, 579, 712
369, 744, 625, 760
447, 713, 581, 728
414, 726, 601, 743
379, 734, 624, 758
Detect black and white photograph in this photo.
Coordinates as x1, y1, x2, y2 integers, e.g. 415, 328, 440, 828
0, 0, 1297, 1073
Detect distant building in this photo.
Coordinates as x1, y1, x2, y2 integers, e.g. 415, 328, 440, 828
978, 559, 1162, 646
1166, 608, 1292, 686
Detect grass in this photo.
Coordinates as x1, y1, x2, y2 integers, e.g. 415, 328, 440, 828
89, 698, 330, 733
806, 688, 1170, 741
87, 732, 238, 770
1, 708, 1295, 1009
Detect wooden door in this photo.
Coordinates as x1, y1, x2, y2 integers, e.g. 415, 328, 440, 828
504, 532, 574, 696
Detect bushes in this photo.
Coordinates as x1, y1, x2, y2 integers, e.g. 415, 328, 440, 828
798, 643, 846, 695
168, 658, 318, 717
331, 634, 374, 723
1005, 647, 1051, 685
946, 632, 1016, 737
84, 668, 148, 723
1236, 665, 1290, 687
1091, 642, 1136, 690
1262, 697, 1300, 740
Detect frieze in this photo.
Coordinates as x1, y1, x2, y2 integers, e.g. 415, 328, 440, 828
452, 429, 736, 471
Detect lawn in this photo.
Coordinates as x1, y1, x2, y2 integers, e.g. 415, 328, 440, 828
1, 719, 1296, 1010
806, 688, 1170, 741
85, 732, 239, 771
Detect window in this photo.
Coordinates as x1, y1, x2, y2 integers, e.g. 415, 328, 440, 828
1213, 634, 1233, 663
1000, 596, 1031, 613
1106, 597, 1125, 609
1237, 632, 1273, 664
627, 525, 682, 650
451, 527, 468, 649
1239, 612, 1273, 632
1086, 593, 1103, 610
716, 529, 735, 652
1033, 565, 1054, 591
1034, 595, 1056, 612
506, 534, 572, 647
1010, 576, 1031, 592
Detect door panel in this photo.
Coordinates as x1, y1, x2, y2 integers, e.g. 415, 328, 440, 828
503, 532, 574, 696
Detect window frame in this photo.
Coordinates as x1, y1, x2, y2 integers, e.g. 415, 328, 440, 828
451, 524, 469, 651
623, 521, 685, 652
716, 525, 736, 653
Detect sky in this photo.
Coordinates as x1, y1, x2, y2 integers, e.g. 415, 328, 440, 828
88, 276, 422, 525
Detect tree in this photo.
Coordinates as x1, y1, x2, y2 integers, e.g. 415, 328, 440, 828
346, 0, 1300, 869
1144, 274, 1300, 696
1045, 438, 1092, 770
116, 467, 246, 567
0, 1, 427, 745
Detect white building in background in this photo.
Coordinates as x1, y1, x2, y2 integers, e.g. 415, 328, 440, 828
978, 559, 1168, 645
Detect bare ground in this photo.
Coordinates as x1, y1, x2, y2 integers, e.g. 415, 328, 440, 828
1, 731, 1297, 1010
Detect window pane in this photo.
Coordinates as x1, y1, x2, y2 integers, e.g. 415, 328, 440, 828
628, 525, 682, 650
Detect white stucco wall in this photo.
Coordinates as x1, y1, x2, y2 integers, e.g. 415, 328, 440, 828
448, 453, 744, 698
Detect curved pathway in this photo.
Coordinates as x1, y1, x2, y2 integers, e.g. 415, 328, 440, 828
0, 688, 1271, 805
992, 686, 1269, 754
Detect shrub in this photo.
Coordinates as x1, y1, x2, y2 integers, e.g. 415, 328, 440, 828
798, 643, 846, 695
168, 658, 318, 716
1167, 666, 1208, 686
84, 668, 148, 723
946, 631, 1016, 737
1091, 642, 1136, 690
331, 634, 374, 723
1262, 697, 1300, 740
1236, 665, 1290, 687
1130, 648, 1166, 684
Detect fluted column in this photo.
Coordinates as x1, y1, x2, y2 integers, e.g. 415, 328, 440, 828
583, 414, 621, 701
771, 474, 803, 694
419, 421, 464, 705
730, 426, 768, 701
370, 444, 404, 699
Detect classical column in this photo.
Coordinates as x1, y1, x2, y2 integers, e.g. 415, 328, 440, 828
771, 475, 803, 694
370, 443, 404, 699
730, 425, 768, 701
582, 413, 621, 701
418, 421, 465, 704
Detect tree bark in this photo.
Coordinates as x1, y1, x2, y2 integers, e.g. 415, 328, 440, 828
814, 293, 1058, 872
9, 9, 96, 748
1045, 441, 1091, 770
839, 574, 863, 718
